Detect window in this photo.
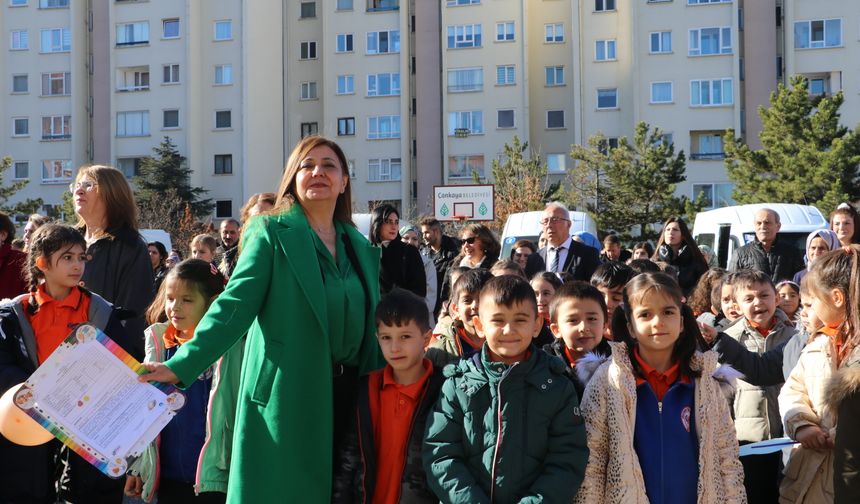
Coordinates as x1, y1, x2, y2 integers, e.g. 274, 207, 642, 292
300, 1, 316, 18
42, 72, 72, 96
337, 0, 353, 9
547, 154, 566, 173
300, 41, 317, 59
448, 155, 484, 179
14, 161, 29, 179
545, 23, 564, 43
300, 81, 318, 100
496, 22, 514, 41
116, 22, 148, 46
336, 75, 354, 94
650, 81, 673, 103
447, 68, 482, 92
41, 160, 72, 183
595, 0, 615, 12
214, 155, 232, 174
11, 0, 26, 6
12, 74, 28, 93
337, 117, 355, 136
367, 115, 400, 139
546, 110, 565, 128
214, 20, 232, 41
448, 111, 483, 135
688, 0, 731, 4
595, 39, 616, 60
691, 131, 724, 159
336, 33, 353, 53
545, 66, 564, 86
215, 200, 232, 218
598, 137, 619, 154
40, 28, 71, 52
116, 67, 149, 91
597, 88, 618, 109
367, 30, 400, 54
215, 110, 232, 128
214, 64, 232, 85
368, 158, 401, 182
10, 30, 28, 50
162, 19, 179, 39
367, 0, 398, 11
650, 31, 672, 53
497, 109, 514, 128
116, 111, 150, 137
41, 115, 70, 140
39, 0, 67, 7
693, 183, 735, 209
117, 157, 142, 178
496, 65, 515, 85
690, 78, 733, 106
300, 122, 318, 138
689, 27, 732, 55
163, 109, 179, 128
794, 19, 842, 49
367, 73, 400, 96
809, 76, 830, 95
447, 24, 481, 48
163, 64, 179, 84
447, 0, 479, 4
12, 118, 29, 137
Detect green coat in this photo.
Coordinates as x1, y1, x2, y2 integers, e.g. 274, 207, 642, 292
164, 205, 383, 503
423, 345, 588, 504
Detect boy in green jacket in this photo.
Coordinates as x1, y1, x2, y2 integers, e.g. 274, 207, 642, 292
423, 275, 588, 504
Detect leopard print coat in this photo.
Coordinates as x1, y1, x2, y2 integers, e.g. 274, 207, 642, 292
573, 342, 747, 504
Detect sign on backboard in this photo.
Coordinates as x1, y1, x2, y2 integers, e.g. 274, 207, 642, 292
433, 184, 495, 222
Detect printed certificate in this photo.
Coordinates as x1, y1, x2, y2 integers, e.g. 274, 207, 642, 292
13, 324, 184, 478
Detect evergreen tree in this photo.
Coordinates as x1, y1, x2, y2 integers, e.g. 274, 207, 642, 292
489, 136, 561, 230
0, 156, 43, 216
569, 122, 699, 241
724, 75, 860, 212
134, 137, 213, 226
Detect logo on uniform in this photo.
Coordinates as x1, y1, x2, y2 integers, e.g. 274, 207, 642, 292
681, 406, 691, 433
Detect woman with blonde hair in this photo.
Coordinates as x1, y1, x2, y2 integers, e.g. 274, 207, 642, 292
139, 136, 382, 502
239, 192, 276, 223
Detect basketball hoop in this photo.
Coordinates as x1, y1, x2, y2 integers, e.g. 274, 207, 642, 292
453, 215, 468, 223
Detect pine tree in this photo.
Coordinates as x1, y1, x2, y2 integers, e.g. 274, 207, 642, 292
490, 136, 561, 230
569, 122, 699, 241
0, 156, 43, 216
134, 137, 213, 227
724, 75, 860, 212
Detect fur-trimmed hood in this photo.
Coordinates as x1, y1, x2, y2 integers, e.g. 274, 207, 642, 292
576, 341, 743, 400
824, 361, 860, 412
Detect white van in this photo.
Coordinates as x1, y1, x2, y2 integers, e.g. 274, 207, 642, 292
139, 229, 173, 252
692, 203, 827, 268
499, 210, 598, 260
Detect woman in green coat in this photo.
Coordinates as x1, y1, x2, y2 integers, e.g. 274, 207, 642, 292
140, 136, 383, 503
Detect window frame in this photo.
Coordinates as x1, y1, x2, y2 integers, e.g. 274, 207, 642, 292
162, 18, 180, 39
300, 41, 318, 60
546, 110, 565, 129
10, 29, 29, 50
214, 154, 233, 175
13, 161, 29, 180
650, 81, 674, 104
367, 30, 400, 54
115, 22, 149, 47
544, 23, 564, 43
793, 18, 842, 49
447, 24, 482, 49
214, 64, 232, 85
448, 154, 484, 180
366, 72, 400, 97
497, 109, 515, 129
649, 31, 672, 53
689, 78, 733, 107
40, 27, 71, 53
337, 117, 356, 136
162, 109, 179, 129
299, 81, 318, 100
495, 21, 514, 42
12, 74, 28, 94
367, 115, 401, 140
594, 0, 616, 12
597, 88, 619, 109
595, 39, 617, 61
447, 67, 483, 93
214, 20, 233, 41
41, 159, 73, 184
163, 63, 180, 84
116, 110, 150, 137
336, 33, 354, 53
447, 110, 484, 136
546, 153, 567, 174
214, 109, 232, 129
300, 1, 316, 19
215, 200, 233, 218
496, 65, 515, 85
12, 117, 29, 137
336, 74, 355, 95
545, 66, 564, 87
41, 114, 70, 140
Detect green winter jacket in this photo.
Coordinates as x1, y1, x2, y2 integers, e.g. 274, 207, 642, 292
423, 344, 588, 504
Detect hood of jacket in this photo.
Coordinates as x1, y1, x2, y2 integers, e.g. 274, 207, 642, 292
824, 361, 860, 412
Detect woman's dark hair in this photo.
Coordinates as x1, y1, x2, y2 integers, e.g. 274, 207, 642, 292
147, 241, 168, 264
628, 259, 661, 275
25, 224, 87, 293
455, 223, 501, 263
611, 272, 703, 379
688, 267, 727, 315
590, 261, 634, 290
375, 288, 431, 332
632, 241, 654, 257
531, 271, 563, 290
0, 212, 15, 245
830, 204, 860, 244
652, 217, 708, 266
145, 259, 226, 324
510, 239, 537, 255
369, 204, 399, 245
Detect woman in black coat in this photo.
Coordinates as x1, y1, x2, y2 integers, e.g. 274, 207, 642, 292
369, 204, 426, 297
652, 216, 709, 296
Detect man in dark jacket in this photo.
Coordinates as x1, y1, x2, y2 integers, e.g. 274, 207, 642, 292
216, 218, 241, 279
420, 217, 461, 314
530, 202, 600, 281
728, 208, 804, 283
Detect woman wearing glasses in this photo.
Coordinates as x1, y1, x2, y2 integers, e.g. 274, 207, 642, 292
369, 204, 426, 297
456, 223, 500, 269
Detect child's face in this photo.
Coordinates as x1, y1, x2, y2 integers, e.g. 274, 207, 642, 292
551, 298, 605, 355
164, 278, 210, 334
720, 283, 741, 321
735, 282, 777, 328
632, 248, 650, 261
777, 285, 800, 318
808, 285, 847, 328
191, 244, 215, 263
799, 296, 823, 332
41, 245, 87, 291
596, 285, 625, 316
474, 298, 542, 365
450, 290, 479, 334
376, 320, 430, 380
531, 278, 556, 319
628, 291, 683, 357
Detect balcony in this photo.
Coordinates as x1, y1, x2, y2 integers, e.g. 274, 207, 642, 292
690, 152, 725, 161
367, 0, 398, 12
690, 131, 724, 161
116, 66, 150, 92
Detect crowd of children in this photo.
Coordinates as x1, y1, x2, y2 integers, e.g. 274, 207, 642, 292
6, 220, 860, 503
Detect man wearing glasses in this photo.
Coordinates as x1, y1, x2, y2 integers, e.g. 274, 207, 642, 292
532, 202, 599, 281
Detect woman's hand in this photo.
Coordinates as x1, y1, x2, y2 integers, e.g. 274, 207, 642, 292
795, 425, 834, 450
124, 475, 142, 498
138, 362, 179, 384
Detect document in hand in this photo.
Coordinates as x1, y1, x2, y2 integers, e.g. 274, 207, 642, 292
12, 324, 184, 478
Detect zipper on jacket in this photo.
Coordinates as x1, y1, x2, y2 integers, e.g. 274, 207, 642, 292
490, 363, 516, 503
658, 400, 664, 502
394, 381, 432, 503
